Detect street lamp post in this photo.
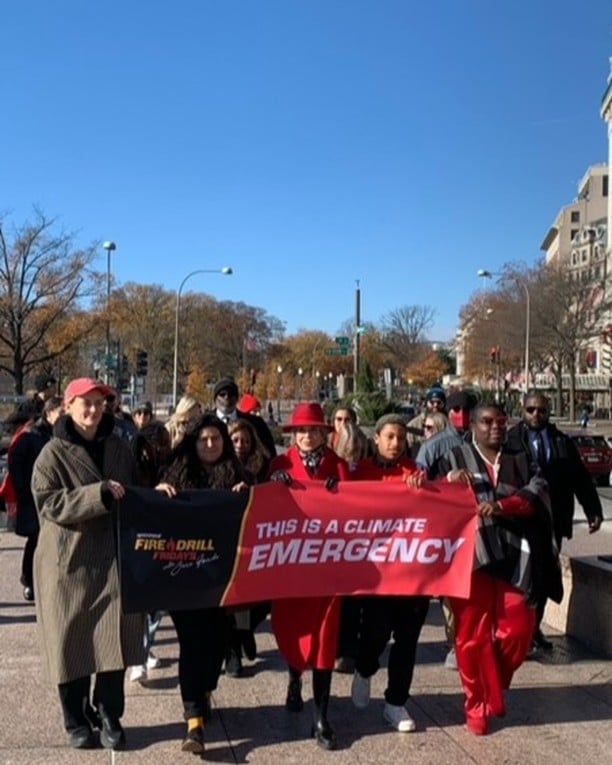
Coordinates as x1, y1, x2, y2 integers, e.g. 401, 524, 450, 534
297, 367, 304, 401
276, 365, 283, 422
172, 267, 233, 408
102, 241, 117, 385
477, 269, 531, 396
327, 371, 333, 399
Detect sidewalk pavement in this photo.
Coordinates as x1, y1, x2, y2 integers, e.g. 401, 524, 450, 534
1, 532, 611, 765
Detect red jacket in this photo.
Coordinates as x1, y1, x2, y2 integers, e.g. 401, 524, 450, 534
353, 454, 419, 482
269, 445, 349, 671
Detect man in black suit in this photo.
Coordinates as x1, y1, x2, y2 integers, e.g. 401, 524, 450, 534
211, 377, 276, 459
506, 392, 603, 650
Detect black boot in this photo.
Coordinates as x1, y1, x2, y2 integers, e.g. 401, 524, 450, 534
311, 669, 336, 750
285, 666, 304, 712
225, 629, 244, 677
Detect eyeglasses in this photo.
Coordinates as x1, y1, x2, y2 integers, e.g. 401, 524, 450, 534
423, 425, 434, 431
450, 406, 467, 413
525, 406, 547, 415
429, 399, 444, 406
479, 416, 508, 427
216, 390, 233, 398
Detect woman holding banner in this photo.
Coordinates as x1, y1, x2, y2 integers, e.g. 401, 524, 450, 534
439, 403, 561, 735
268, 402, 350, 751
156, 413, 250, 755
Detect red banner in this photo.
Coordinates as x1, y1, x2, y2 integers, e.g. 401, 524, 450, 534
118, 481, 476, 613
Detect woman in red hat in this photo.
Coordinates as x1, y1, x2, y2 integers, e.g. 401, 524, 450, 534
268, 402, 349, 751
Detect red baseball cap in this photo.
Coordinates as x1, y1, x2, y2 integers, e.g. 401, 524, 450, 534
64, 377, 112, 404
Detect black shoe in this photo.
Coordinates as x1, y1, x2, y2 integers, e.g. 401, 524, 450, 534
225, 648, 243, 678
181, 725, 205, 754
68, 724, 98, 749
533, 629, 553, 651
285, 677, 304, 712
240, 629, 257, 661
99, 715, 126, 750
311, 719, 336, 750
23, 586, 34, 602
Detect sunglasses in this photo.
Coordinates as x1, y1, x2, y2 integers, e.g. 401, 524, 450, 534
525, 406, 547, 415
423, 424, 435, 431
479, 416, 508, 427
216, 390, 234, 398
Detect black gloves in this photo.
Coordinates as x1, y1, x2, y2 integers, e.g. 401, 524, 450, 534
324, 476, 339, 491
270, 469, 293, 486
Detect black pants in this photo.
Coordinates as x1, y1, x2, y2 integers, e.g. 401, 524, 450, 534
20, 533, 38, 589
170, 607, 230, 719
58, 670, 125, 732
337, 597, 362, 658
355, 595, 429, 706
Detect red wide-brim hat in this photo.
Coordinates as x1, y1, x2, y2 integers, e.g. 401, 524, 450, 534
282, 402, 333, 432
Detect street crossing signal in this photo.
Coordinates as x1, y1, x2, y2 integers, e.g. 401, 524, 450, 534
136, 349, 148, 377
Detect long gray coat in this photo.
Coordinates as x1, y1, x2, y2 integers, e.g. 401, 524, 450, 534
32, 414, 144, 684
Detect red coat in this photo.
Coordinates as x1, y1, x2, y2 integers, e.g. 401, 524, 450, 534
269, 445, 349, 671
353, 455, 419, 482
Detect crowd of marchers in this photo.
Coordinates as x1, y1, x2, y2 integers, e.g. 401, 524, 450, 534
0, 375, 603, 754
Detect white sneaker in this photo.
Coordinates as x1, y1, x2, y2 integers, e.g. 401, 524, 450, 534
146, 652, 161, 670
129, 664, 147, 683
383, 703, 416, 732
444, 647, 458, 670
351, 672, 371, 709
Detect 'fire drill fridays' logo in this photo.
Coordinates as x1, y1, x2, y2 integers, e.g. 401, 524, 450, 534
134, 534, 215, 562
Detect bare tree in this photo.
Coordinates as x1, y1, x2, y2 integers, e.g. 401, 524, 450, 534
0, 209, 103, 393
380, 305, 435, 367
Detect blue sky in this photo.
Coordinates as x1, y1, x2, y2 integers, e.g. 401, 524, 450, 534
2, 1, 612, 341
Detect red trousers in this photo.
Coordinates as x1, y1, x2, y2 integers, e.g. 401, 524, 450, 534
449, 570, 535, 726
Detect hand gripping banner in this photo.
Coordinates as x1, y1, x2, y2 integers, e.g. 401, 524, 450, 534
118, 480, 477, 613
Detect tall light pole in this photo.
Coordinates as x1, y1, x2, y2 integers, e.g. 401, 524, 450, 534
353, 280, 361, 392
172, 267, 233, 408
102, 241, 117, 385
276, 365, 283, 422
297, 367, 304, 401
477, 269, 531, 396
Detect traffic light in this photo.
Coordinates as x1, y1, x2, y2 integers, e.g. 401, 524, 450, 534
121, 354, 129, 376
136, 349, 148, 377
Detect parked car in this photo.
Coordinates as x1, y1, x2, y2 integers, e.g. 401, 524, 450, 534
568, 433, 612, 486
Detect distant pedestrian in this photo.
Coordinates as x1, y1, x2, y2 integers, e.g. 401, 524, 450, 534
9, 396, 63, 602
580, 407, 590, 428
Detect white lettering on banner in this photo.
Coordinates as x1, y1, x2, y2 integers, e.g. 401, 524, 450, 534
343, 517, 427, 534
247, 535, 465, 571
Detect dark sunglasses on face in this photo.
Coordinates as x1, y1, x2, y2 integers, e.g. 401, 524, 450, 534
525, 406, 547, 415
479, 416, 508, 427
450, 405, 467, 413
423, 425, 434, 431
216, 390, 233, 398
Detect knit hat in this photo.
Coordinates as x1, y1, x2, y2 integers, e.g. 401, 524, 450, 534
446, 390, 478, 411
238, 393, 261, 414
34, 374, 57, 393
213, 378, 239, 399
425, 386, 446, 403
375, 413, 407, 433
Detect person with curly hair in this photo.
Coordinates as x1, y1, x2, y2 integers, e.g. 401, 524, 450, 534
156, 414, 250, 755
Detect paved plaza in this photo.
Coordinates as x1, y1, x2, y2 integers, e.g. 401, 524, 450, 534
1, 521, 611, 764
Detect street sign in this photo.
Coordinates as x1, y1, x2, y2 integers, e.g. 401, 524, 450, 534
325, 347, 349, 356
334, 336, 350, 346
